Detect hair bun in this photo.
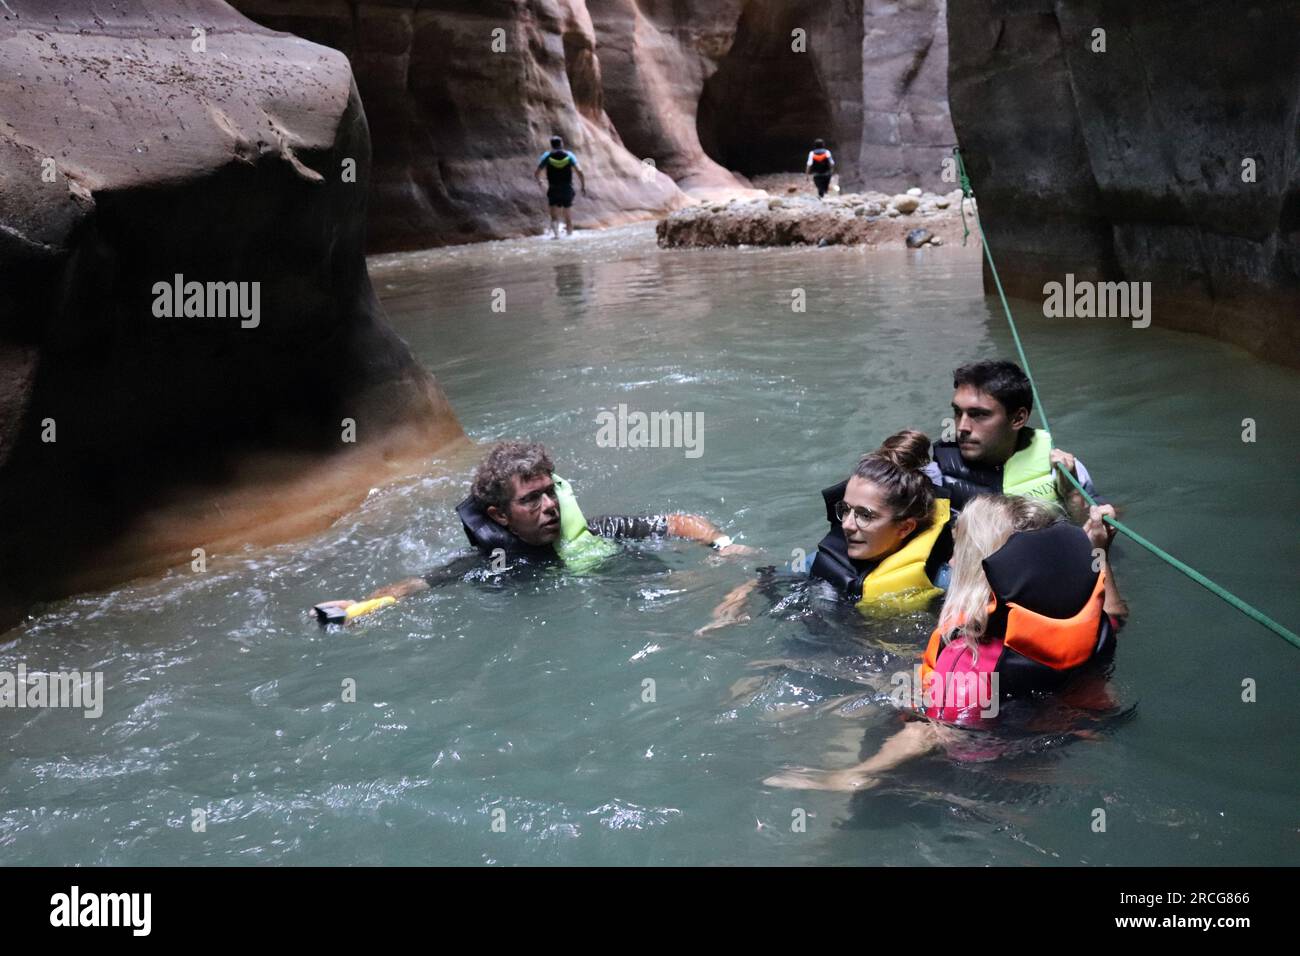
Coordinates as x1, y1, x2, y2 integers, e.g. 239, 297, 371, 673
874, 429, 931, 472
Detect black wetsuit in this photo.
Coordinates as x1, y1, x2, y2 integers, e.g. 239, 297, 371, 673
539, 149, 580, 208
425, 513, 670, 586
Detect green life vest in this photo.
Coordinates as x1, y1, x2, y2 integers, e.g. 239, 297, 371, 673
551, 476, 620, 572
1001, 428, 1059, 502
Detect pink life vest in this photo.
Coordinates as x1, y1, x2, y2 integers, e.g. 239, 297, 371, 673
923, 633, 1003, 726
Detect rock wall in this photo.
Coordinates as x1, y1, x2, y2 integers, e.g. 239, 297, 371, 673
697, 0, 956, 193
0, 0, 466, 629
230, 0, 957, 245
232, 0, 691, 250
598, 0, 955, 194
590, 0, 749, 194
947, 0, 1300, 365
856, 0, 956, 192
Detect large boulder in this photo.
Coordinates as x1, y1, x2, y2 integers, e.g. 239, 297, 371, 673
948, 0, 1300, 365
232, 0, 690, 250
0, 0, 465, 629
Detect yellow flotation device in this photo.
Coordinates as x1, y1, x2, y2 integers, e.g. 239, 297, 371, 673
343, 596, 397, 621
855, 498, 951, 613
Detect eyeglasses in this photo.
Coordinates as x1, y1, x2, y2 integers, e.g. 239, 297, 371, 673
513, 483, 558, 513
834, 500, 889, 530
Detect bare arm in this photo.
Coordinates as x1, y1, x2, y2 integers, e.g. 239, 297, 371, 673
365, 577, 429, 601
695, 579, 758, 636
666, 512, 723, 543
576, 167, 587, 193
1084, 504, 1128, 621
764, 720, 943, 791
311, 577, 428, 626
666, 513, 754, 555
311, 554, 478, 625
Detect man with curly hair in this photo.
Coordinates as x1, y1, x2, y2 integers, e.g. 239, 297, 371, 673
313, 440, 747, 623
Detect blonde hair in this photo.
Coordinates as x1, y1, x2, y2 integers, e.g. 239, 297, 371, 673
937, 495, 1064, 663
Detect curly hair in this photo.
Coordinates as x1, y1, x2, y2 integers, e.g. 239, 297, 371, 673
471, 441, 554, 512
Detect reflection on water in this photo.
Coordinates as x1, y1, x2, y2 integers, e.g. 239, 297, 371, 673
3, 223, 1298, 865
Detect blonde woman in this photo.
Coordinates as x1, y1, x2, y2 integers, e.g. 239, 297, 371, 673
765, 494, 1126, 791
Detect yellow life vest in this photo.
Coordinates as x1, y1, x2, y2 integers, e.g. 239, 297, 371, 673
855, 498, 951, 612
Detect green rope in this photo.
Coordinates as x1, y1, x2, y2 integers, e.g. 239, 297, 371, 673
951, 146, 1300, 650
956, 157, 972, 246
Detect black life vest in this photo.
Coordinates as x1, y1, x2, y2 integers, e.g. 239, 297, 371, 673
809, 480, 952, 611
981, 520, 1115, 694
809, 149, 832, 174
455, 495, 556, 562
931, 427, 1058, 512
921, 521, 1115, 702
810, 481, 866, 595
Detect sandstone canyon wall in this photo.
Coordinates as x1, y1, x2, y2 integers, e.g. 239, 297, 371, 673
232, 0, 694, 249
695, 0, 956, 194
947, 0, 1300, 366
231, 0, 958, 248
0, 0, 465, 628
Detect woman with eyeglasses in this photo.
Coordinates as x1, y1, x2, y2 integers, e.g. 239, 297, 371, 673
697, 430, 951, 633
807, 429, 952, 611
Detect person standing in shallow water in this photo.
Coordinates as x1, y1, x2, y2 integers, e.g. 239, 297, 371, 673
805, 138, 835, 199
534, 134, 587, 238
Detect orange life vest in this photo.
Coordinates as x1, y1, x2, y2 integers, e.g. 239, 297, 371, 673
919, 523, 1113, 708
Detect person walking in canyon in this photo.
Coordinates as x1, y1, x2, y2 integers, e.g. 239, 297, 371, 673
534, 135, 587, 238
805, 138, 836, 198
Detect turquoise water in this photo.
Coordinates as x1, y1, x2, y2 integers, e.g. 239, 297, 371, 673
3, 224, 1298, 865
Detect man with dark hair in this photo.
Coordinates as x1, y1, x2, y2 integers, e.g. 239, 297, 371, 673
533, 134, 587, 238
926, 359, 1097, 522
312, 440, 747, 623
805, 138, 835, 199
